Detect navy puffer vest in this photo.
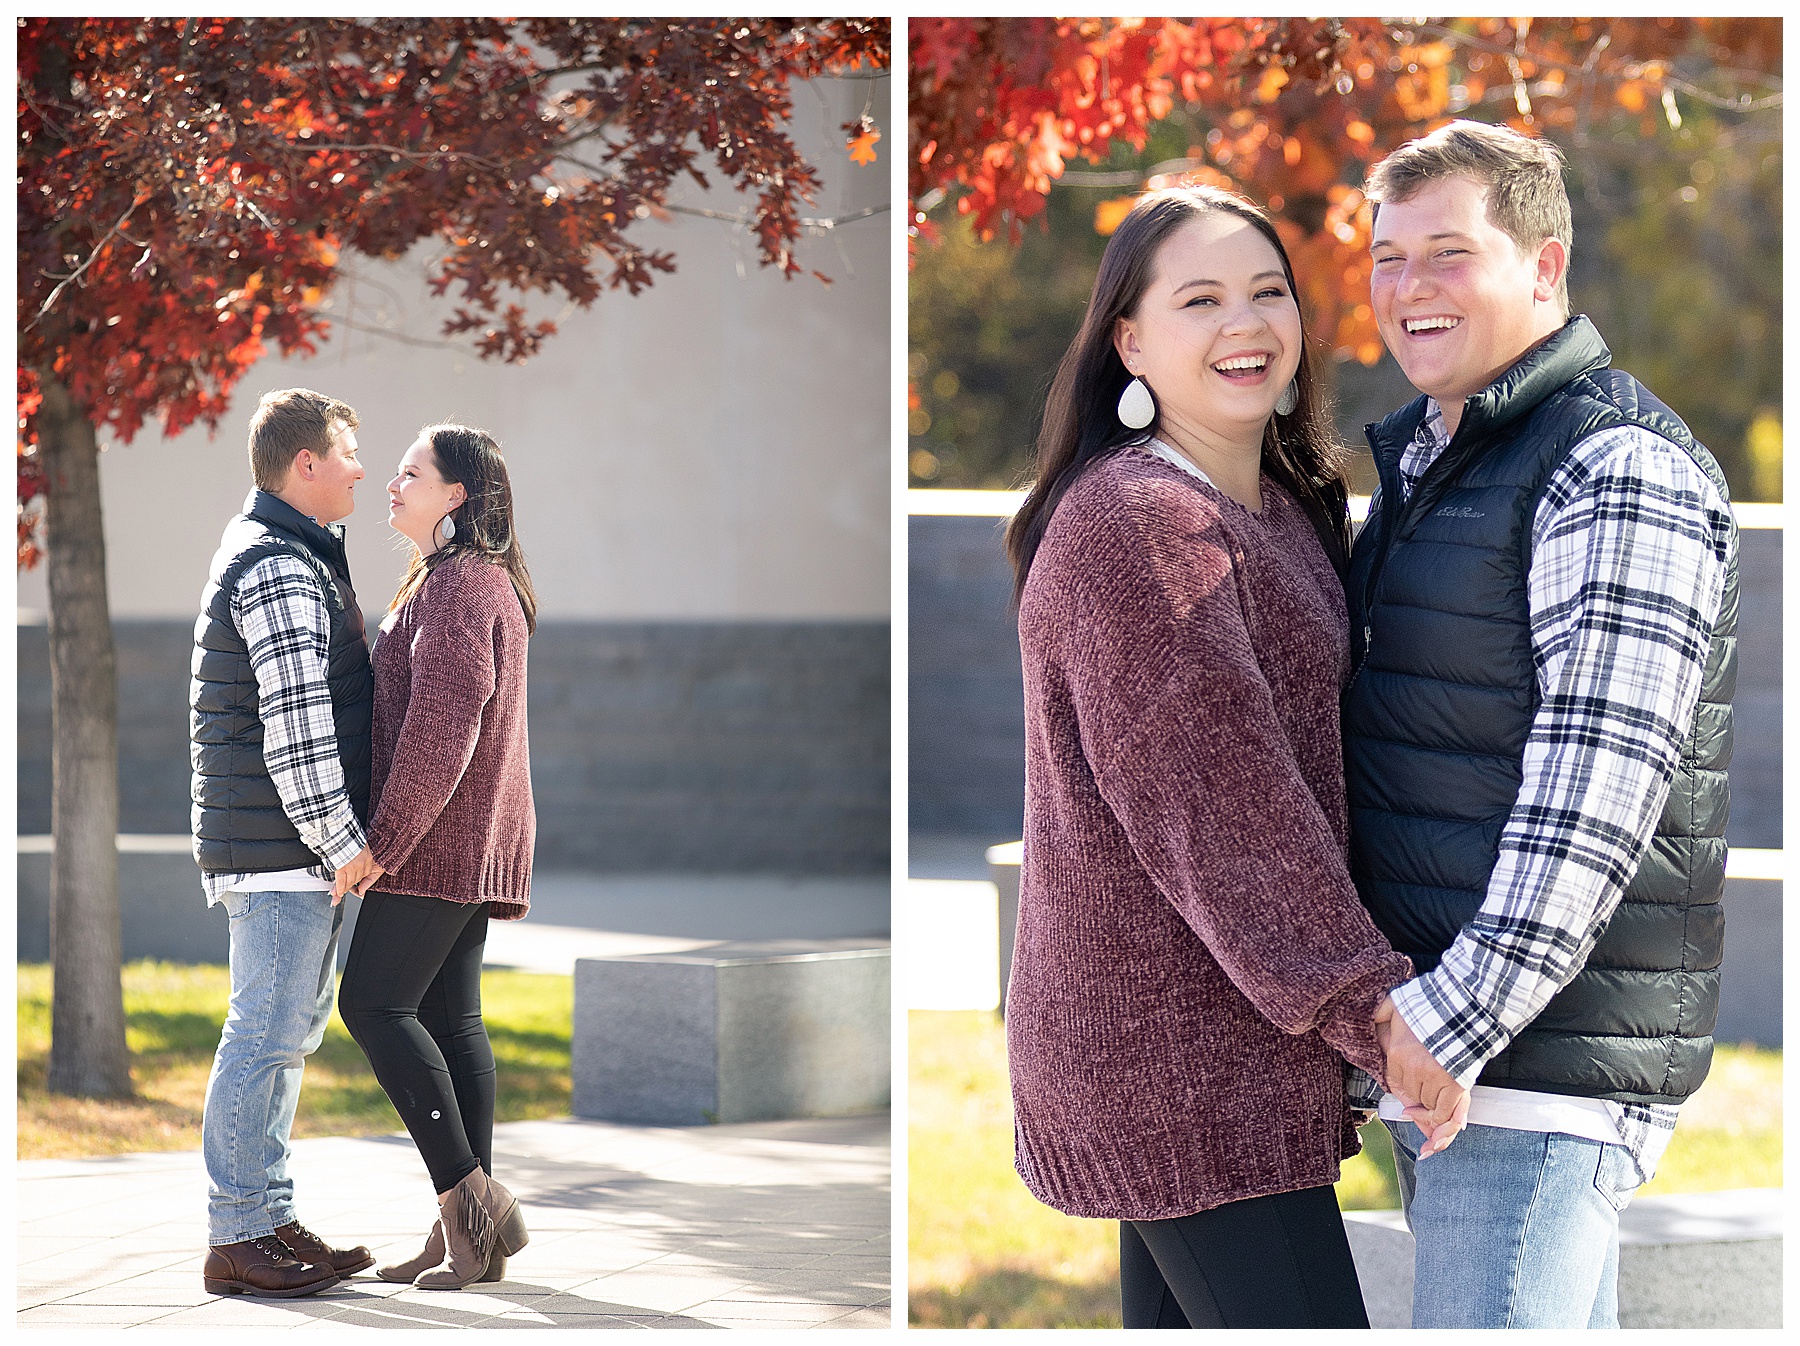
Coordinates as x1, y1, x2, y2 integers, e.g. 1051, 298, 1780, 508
190, 490, 373, 873
1343, 317, 1736, 1105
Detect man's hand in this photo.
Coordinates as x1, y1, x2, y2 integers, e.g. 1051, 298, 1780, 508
330, 846, 386, 904
1374, 995, 1471, 1158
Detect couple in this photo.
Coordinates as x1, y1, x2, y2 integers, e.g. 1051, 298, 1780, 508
189, 390, 538, 1296
1006, 121, 1735, 1329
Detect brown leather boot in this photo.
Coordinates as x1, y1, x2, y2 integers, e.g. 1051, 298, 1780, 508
273, 1220, 375, 1277
377, 1220, 507, 1284
203, 1234, 340, 1298
414, 1168, 528, 1290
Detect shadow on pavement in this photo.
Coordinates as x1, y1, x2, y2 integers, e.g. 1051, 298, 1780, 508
235, 1280, 722, 1329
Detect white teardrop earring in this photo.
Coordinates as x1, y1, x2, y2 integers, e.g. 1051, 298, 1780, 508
1274, 380, 1298, 417
440, 513, 456, 542
1118, 376, 1156, 430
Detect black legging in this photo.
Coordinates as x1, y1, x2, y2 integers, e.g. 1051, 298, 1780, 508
1120, 1183, 1370, 1329
338, 891, 495, 1194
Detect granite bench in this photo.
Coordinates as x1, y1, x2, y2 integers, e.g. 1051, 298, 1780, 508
572, 939, 890, 1125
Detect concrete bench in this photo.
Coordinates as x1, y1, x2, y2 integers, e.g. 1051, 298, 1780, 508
1344, 1187, 1783, 1327
985, 841, 1023, 1013
572, 939, 890, 1126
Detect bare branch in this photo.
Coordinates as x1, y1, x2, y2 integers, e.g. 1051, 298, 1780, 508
330, 317, 459, 349
665, 201, 888, 231
28, 199, 145, 331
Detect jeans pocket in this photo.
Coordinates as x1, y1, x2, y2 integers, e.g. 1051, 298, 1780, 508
1592, 1142, 1642, 1213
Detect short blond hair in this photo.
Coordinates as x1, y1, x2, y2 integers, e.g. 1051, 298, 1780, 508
1366, 120, 1573, 314
247, 388, 359, 491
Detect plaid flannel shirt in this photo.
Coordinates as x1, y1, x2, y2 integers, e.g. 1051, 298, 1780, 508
1348, 400, 1733, 1185
201, 552, 367, 901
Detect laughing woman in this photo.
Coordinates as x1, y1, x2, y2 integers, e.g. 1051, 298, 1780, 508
333, 423, 536, 1290
1003, 187, 1464, 1329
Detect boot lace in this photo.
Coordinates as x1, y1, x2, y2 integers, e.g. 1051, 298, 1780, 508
253, 1234, 302, 1264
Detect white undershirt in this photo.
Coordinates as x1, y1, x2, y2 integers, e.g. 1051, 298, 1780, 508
1379, 1085, 1624, 1146
219, 867, 332, 894
1144, 439, 1217, 488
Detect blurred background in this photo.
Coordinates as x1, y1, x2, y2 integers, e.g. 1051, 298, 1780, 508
902, 17, 1781, 1329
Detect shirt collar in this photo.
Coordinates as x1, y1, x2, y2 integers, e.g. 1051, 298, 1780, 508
1398, 399, 1451, 495
1144, 437, 1217, 489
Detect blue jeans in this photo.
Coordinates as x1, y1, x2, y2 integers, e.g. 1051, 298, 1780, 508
201, 889, 343, 1244
1386, 1119, 1641, 1329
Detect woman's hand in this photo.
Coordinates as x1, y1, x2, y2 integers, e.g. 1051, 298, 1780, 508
331, 846, 386, 904
1374, 995, 1471, 1158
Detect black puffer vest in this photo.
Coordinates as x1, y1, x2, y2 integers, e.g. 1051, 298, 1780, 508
1343, 317, 1736, 1105
191, 490, 373, 873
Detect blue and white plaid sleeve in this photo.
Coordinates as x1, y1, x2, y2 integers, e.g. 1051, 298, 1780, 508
229, 553, 367, 872
1389, 425, 1733, 1102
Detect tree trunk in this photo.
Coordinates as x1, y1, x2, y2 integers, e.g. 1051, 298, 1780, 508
39, 371, 132, 1099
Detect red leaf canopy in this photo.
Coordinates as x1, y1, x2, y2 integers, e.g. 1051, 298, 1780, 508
18, 17, 890, 463
909, 17, 1777, 364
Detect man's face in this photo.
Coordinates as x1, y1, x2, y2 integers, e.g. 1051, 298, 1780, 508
296, 424, 364, 524
1369, 174, 1566, 420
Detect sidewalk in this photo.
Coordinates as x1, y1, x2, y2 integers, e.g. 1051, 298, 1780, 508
19, 1113, 890, 1330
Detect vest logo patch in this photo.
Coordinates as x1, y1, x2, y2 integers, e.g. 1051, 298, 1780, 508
1436, 505, 1486, 519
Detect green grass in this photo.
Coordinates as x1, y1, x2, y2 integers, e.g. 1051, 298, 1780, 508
908, 1009, 1782, 1329
18, 961, 573, 1159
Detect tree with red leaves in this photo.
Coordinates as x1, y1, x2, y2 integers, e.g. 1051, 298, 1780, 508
18, 16, 889, 1098
910, 17, 1779, 363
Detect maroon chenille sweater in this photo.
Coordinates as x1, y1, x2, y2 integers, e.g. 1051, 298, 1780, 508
1008, 446, 1411, 1220
366, 553, 534, 921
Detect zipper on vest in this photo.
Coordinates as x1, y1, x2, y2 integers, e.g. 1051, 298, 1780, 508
1349, 427, 1411, 686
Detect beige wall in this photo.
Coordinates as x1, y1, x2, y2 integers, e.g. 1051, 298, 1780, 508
19, 74, 889, 623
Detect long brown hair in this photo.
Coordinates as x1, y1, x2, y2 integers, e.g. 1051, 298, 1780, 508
1004, 185, 1351, 603
388, 423, 538, 634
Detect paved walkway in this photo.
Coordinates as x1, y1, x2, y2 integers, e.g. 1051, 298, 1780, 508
19, 1113, 890, 1330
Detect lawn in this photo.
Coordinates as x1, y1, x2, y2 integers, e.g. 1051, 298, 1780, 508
18, 961, 573, 1160
908, 1009, 1783, 1329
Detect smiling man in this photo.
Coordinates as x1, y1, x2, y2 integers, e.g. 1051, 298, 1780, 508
1340, 122, 1738, 1327
190, 388, 383, 1297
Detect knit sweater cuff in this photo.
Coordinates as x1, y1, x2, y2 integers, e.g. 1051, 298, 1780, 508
1319, 954, 1413, 1089
365, 818, 416, 877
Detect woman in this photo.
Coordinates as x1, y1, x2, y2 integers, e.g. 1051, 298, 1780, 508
334, 423, 537, 1290
1003, 186, 1458, 1329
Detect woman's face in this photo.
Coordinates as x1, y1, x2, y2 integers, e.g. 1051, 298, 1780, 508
1113, 212, 1303, 444
387, 436, 466, 551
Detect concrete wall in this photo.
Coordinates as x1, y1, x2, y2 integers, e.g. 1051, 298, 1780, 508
908, 514, 1024, 837
909, 511, 1783, 851
19, 618, 888, 873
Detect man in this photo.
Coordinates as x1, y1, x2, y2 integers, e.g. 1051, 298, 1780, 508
191, 388, 386, 1297
1343, 121, 1736, 1328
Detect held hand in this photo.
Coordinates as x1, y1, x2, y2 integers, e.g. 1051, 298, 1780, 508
355, 861, 386, 898
330, 846, 384, 904
1373, 995, 1470, 1158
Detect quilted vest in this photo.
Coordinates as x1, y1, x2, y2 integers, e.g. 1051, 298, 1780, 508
190, 490, 373, 873
1343, 317, 1736, 1105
